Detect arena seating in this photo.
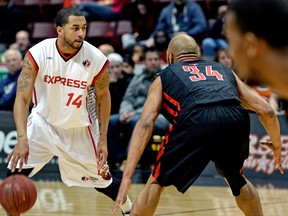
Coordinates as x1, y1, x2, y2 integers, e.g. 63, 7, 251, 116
17, 0, 227, 46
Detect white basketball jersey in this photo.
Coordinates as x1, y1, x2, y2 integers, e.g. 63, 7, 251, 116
28, 38, 109, 129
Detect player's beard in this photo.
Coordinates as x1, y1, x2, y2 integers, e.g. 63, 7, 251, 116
63, 36, 83, 50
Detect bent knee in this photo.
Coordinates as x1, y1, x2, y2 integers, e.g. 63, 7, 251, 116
216, 167, 247, 196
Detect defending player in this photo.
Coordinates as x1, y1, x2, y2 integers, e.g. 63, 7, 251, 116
113, 34, 283, 216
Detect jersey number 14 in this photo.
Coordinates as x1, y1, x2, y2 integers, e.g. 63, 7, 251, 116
66, 93, 82, 108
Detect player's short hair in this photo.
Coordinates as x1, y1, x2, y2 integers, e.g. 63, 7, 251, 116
55, 7, 84, 27
228, 0, 288, 48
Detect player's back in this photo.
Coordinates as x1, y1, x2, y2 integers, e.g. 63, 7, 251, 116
159, 59, 240, 124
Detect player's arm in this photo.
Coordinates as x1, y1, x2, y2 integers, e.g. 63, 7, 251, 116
113, 76, 163, 212
6, 54, 37, 172
94, 69, 111, 168
234, 72, 283, 174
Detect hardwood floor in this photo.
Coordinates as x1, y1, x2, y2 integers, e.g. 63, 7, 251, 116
1, 181, 287, 215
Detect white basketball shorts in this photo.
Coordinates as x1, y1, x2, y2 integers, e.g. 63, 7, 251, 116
8, 112, 112, 188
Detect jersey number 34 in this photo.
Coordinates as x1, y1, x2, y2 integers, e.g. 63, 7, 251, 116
182, 65, 224, 82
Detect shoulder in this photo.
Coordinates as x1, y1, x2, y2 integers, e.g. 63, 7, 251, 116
159, 66, 174, 78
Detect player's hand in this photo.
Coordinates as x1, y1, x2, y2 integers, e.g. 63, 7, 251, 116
112, 177, 132, 215
96, 140, 108, 169
259, 140, 284, 174
5, 138, 29, 173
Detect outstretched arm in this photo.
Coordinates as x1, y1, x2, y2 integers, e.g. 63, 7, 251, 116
6, 54, 36, 172
94, 69, 111, 169
112, 76, 163, 213
234, 73, 283, 174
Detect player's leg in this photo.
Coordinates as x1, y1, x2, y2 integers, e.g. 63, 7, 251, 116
95, 177, 133, 215
215, 106, 261, 215
217, 166, 263, 216
130, 175, 163, 216
234, 178, 263, 216
58, 124, 133, 214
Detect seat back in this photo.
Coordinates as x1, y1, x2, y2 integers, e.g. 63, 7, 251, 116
86, 21, 116, 38
31, 22, 57, 42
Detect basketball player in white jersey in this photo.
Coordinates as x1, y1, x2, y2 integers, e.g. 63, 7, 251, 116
5, 7, 132, 216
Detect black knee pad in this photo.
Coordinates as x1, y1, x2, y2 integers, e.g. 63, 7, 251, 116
216, 167, 247, 196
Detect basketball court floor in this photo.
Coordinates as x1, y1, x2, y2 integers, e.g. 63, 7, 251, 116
0, 169, 287, 216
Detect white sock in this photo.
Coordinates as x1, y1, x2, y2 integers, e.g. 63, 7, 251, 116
120, 196, 133, 213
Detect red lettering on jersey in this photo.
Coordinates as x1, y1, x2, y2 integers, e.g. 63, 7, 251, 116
74, 80, 80, 88
80, 81, 87, 89
44, 75, 49, 83
67, 78, 73, 87
61, 77, 66, 85
44, 75, 54, 84
43, 75, 88, 89
54, 76, 61, 83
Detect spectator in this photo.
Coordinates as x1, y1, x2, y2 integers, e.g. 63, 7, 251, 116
121, 33, 137, 56
64, 0, 125, 21
202, 5, 229, 61
153, 30, 170, 63
108, 53, 133, 114
9, 30, 32, 60
146, 0, 207, 47
107, 47, 169, 169
132, 0, 158, 44
122, 55, 135, 77
123, 42, 145, 64
0, 1, 27, 50
108, 53, 123, 83
214, 48, 233, 69
0, 48, 22, 111
98, 43, 115, 56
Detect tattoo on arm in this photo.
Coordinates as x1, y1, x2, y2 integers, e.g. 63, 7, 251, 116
95, 70, 109, 91
18, 56, 33, 92
18, 72, 32, 92
94, 70, 109, 138
22, 56, 33, 71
